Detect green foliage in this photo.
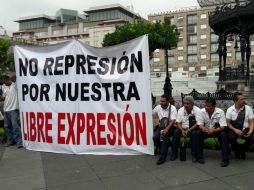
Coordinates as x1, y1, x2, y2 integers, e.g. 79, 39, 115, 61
103, 17, 179, 56
0, 38, 14, 73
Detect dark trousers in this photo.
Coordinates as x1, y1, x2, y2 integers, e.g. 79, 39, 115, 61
227, 130, 254, 153
153, 126, 175, 160
192, 129, 229, 161
171, 128, 193, 158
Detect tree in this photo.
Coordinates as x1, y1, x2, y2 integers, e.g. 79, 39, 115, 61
0, 38, 14, 73
103, 17, 179, 56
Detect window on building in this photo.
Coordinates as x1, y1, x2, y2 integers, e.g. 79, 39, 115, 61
187, 15, 197, 25
200, 24, 207, 29
68, 28, 77, 34
154, 58, 160, 62
53, 30, 63, 35
177, 16, 184, 21
178, 56, 184, 61
170, 17, 174, 24
179, 36, 184, 41
188, 35, 197, 44
178, 46, 184, 51
201, 66, 207, 70
211, 34, 219, 42
211, 43, 218, 52
201, 54, 207, 59
177, 26, 183, 33
188, 45, 197, 54
200, 44, 207, 48
94, 31, 99, 37
187, 25, 197, 33
200, 14, 207, 19
188, 55, 197, 63
168, 56, 174, 64
226, 42, 232, 47
200, 34, 207, 39
36, 32, 48, 37
168, 49, 175, 56
236, 51, 241, 60
211, 53, 219, 62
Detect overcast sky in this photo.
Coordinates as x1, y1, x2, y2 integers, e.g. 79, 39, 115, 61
0, 0, 199, 32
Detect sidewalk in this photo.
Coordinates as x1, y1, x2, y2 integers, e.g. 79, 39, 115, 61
0, 144, 254, 190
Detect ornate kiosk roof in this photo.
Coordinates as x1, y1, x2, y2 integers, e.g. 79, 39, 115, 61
197, 0, 249, 7
206, 0, 254, 35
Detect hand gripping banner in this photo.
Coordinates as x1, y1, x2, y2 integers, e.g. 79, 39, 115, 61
14, 35, 154, 155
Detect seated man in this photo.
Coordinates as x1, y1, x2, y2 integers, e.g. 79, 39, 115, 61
226, 92, 254, 159
193, 98, 230, 167
170, 96, 200, 161
153, 94, 177, 165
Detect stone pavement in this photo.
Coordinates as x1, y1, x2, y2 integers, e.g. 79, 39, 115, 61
0, 144, 254, 190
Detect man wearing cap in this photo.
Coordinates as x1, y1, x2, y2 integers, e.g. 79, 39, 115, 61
0, 74, 22, 148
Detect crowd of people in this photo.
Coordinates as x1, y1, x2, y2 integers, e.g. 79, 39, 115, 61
152, 93, 254, 167
1, 72, 254, 166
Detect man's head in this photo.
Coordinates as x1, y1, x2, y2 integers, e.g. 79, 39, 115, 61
2, 75, 12, 86
205, 98, 216, 115
183, 96, 194, 112
160, 94, 170, 109
233, 92, 245, 108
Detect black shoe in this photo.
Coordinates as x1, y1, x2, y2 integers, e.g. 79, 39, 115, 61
235, 151, 240, 159
5, 140, 17, 147
240, 151, 246, 160
221, 160, 229, 167
154, 147, 159, 156
17, 145, 23, 149
197, 158, 205, 164
192, 157, 197, 163
170, 155, 177, 161
156, 158, 166, 165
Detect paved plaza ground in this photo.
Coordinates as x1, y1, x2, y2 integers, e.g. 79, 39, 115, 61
0, 143, 254, 190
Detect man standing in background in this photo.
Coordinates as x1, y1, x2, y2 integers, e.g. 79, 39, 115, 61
0, 74, 22, 148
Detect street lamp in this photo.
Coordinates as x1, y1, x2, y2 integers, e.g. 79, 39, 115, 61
163, 49, 173, 98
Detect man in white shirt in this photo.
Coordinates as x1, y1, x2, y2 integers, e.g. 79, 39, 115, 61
0, 75, 22, 148
226, 92, 254, 159
152, 94, 177, 165
193, 98, 230, 167
170, 96, 200, 161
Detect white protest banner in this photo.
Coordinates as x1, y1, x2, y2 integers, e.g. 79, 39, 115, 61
14, 35, 154, 155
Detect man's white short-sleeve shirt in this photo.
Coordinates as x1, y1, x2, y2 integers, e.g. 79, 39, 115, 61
2, 83, 19, 112
152, 104, 177, 121
197, 107, 227, 129
176, 106, 200, 129
226, 105, 254, 128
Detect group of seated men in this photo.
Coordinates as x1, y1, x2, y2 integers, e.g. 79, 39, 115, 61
152, 93, 254, 167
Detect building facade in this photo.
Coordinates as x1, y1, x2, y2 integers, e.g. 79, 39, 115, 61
148, 5, 254, 78
13, 4, 140, 46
